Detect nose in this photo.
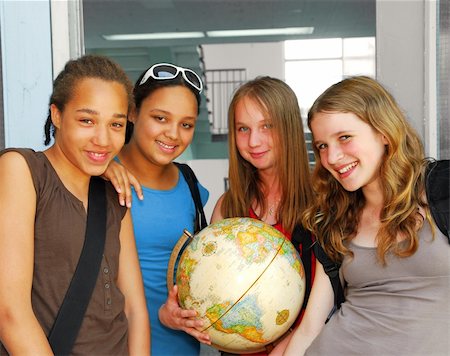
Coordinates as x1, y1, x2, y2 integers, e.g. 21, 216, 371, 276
327, 144, 344, 165
248, 130, 261, 147
165, 123, 179, 140
93, 124, 110, 147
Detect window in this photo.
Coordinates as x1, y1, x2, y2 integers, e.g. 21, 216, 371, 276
285, 37, 375, 120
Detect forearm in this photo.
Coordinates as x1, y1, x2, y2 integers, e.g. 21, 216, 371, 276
283, 327, 316, 356
0, 308, 53, 355
126, 308, 150, 356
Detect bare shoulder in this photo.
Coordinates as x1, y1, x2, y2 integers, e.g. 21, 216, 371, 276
0, 151, 35, 201
0, 151, 32, 177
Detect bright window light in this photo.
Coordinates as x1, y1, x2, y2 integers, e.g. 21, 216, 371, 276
207, 27, 314, 38
285, 38, 343, 60
103, 32, 205, 41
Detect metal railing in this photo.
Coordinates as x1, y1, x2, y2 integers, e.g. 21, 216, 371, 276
205, 68, 247, 135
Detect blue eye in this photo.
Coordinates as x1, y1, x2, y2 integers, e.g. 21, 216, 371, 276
237, 127, 249, 132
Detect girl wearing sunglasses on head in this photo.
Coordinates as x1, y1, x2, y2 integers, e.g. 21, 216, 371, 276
104, 63, 210, 355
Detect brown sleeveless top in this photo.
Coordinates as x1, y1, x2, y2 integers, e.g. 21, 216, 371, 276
0, 148, 129, 355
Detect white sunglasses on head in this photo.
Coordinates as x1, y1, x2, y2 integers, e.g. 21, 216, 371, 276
139, 62, 203, 93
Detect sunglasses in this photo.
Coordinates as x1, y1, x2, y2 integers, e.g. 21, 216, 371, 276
139, 63, 203, 93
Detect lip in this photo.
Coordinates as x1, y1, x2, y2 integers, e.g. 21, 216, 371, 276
335, 161, 358, 178
249, 151, 267, 159
86, 151, 109, 164
156, 140, 177, 153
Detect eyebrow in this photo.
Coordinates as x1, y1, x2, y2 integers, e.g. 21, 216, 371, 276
76, 108, 127, 119
149, 109, 197, 121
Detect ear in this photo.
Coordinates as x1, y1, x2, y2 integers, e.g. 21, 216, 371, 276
50, 104, 62, 129
128, 108, 138, 124
381, 134, 389, 145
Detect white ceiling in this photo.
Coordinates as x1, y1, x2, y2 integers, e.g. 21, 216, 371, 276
83, 0, 376, 50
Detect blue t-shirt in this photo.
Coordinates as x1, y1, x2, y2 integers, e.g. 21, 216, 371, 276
130, 167, 209, 356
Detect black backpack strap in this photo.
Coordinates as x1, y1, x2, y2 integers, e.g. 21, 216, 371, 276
291, 225, 314, 309
174, 162, 208, 233
48, 177, 107, 355
425, 160, 449, 240
313, 242, 345, 323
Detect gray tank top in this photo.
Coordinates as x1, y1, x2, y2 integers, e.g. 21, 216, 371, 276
306, 219, 450, 356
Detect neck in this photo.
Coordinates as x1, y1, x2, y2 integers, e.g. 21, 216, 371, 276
362, 181, 384, 218
44, 145, 91, 206
119, 143, 176, 189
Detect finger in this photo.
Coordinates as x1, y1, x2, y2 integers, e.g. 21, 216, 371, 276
128, 172, 144, 200
183, 328, 211, 344
108, 172, 127, 206
179, 308, 198, 319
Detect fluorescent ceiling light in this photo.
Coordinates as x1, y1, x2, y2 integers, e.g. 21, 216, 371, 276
103, 32, 205, 41
206, 27, 314, 38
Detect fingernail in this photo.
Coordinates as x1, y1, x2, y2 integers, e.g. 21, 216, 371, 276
120, 199, 125, 206
127, 201, 132, 208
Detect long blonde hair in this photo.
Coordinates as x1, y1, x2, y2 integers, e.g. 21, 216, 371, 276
303, 76, 431, 263
221, 76, 313, 233
304, 76, 431, 263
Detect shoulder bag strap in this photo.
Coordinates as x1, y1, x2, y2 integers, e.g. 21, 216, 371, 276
291, 224, 314, 309
313, 242, 345, 323
48, 177, 107, 355
174, 162, 208, 232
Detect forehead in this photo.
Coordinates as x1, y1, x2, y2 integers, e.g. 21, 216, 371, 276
140, 85, 198, 114
235, 96, 269, 121
70, 78, 127, 101
66, 77, 128, 113
311, 111, 370, 133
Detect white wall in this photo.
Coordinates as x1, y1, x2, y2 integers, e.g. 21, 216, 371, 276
376, 0, 438, 157
0, 0, 53, 150
202, 42, 285, 80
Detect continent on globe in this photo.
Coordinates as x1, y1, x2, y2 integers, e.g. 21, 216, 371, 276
173, 217, 306, 354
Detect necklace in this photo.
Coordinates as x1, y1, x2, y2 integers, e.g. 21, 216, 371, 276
268, 199, 280, 216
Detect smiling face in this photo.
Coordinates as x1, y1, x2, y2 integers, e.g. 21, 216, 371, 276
310, 111, 388, 194
234, 96, 278, 173
50, 77, 128, 178
129, 85, 198, 166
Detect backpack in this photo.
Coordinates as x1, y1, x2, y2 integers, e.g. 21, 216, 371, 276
316, 159, 449, 322
174, 162, 208, 233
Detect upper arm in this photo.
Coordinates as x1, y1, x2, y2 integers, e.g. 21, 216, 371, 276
116, 210, 150, 354
117, 210, 147, 310
0, 152, 37, 313
210, 193, 225, 224
284, 260, 334, 355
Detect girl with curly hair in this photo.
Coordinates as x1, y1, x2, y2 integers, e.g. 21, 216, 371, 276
284, 76, 449, 356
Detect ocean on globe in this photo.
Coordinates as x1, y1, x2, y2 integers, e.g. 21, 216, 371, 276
175, 217, 306, 353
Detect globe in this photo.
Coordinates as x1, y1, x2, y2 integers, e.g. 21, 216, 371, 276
175, 217, 306, 354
